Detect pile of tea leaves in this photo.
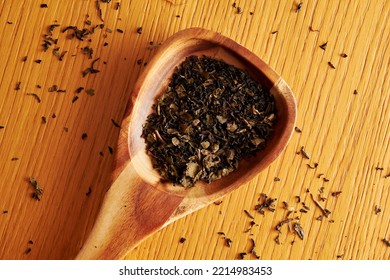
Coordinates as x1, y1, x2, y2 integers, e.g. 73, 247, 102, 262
142, 56, 276, 187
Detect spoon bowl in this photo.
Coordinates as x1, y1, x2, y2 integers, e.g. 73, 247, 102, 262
77, 28, 296, 259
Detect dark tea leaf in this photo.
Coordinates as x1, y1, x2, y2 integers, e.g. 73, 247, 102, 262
141, 56, 276, 187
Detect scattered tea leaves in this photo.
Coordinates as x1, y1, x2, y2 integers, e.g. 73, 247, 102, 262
383, 238, 390, 247
81, 133, 88, 140
28, 177, 43, 201
331, 191, 342, 197
328, 61, 336, 69
34, 59, 42, 64
117, 28, 124, 33
274, 177, 281, 182
255, 194, 277, 215
319, 42, 328, 50
374, 205, 381, 215
111, 119, 121, 128
341, 53, 348, 58
309, 26, 320, 32
275, 218, 292, 233
85, 88, 95, 96
271, 30, 278, 34
295, 126, 302, 133
41, 116, 47, 124
49, 85, 58, 92
300, 146, 311, 159
72, 96, 79, 103
25, 248, 32, 255
179, 237, 186, 243
244, 210, 254, 219
15, 81, 21, 91
82, 58, 100, 77
237, 7, 243, 14
310, 193, 331, 217
238, 252, 246, 259
27, 93, 41, 103
108, 146, 113, 154
296, 2, 303, 13
76, 87, 84, 93
136, 27, 142, 34
225, 238, 232, 247
307, 163, 318, 169
293, 222, 304, 240
40, 4, 48, 8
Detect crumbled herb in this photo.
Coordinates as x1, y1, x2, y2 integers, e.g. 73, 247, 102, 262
22, 56, 28, 62
316, 215, 323, 221
96, 0, 103, 21
82, 58, 100, 77
25, 248, 32, 255
383, 238, 390, 247
108, 146, 113, 154
319, 42, 328, 50
40, 4, 48, 8
295, 195, 301, 203
115, 2, 120, 10
274, 177, 281, 182
34, 59, 42, 64
0, 125, 4, 129
81, 133, 88, 140
2, 210, 8, 214
217, 231, 225, 237
111, 119, 121, 128
28, 177, 43, 201
274, 234, 280, 245
28, 240, 34, 245
85, 88, 95, 96
7, 21, 12, 24
296, 2, 303, 13
237, 7, 242, 14
341, 53, 348, 58
250, 12, 254, 15
328, 61, 336, 69
179, 237, 186, 243
300, 146, 311, 159
295, 126, 302, 133
244, 210, 254, 219
275, 218, 292, 233
41, 116, 47, 124
309, 26, 320, 32
307, 163, 318, 169
255, 194, 276, 214
75, 87, 84, 93
293, 222, 304, 239
82, 46, 93, 59
136, 27, 142, 34
86, 187, 92, 197
310, 193, 331, 217
15, 81, 21, 91
64, 127, 69, 132
117, 28, 124, 33
214, 200, 223, 205
99, 151, 104, 156
374, 205, 381, 215
331, 191, 342, 197
238, 252, 246, 259
72, 96, 79, 103
375, 166, 384, 171
49, 85, 58, 92
27, 93, 41, 103
103, 42, 108, 46
232, 2, 236, 8
225, 238, 232, 247
11, 157, 19, 161
323, 178, 329, 182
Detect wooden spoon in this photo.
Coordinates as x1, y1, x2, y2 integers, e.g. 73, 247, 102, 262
76, 28, 297, 259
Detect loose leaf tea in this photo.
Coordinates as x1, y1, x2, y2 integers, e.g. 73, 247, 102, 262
141, 56, 276, 187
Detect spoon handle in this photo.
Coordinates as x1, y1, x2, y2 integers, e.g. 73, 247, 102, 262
76, 161, 184, 259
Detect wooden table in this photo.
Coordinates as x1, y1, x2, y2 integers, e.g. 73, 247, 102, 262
0, 0, 389, 260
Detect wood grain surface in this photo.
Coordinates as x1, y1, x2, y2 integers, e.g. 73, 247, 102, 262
0, 0, 389, 260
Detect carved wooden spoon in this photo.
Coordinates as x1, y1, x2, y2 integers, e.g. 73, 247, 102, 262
76, 28, 296, 259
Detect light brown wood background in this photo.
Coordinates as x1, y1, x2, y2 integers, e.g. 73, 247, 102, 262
0, 0, 389, 260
